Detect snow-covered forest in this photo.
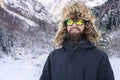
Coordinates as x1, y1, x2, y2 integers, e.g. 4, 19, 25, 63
0, 0, 120, 80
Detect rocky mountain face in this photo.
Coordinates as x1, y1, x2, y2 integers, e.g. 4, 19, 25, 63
0, 0, 120, 57
3, 0, 56, 24
0, 0, 56, 57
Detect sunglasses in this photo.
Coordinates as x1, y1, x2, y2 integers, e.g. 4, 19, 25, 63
65, 19, 85, 26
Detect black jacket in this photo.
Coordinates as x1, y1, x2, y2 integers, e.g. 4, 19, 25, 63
40, 40, 115, 80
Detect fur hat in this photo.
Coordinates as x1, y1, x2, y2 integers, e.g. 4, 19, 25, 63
54, 1, 100, 46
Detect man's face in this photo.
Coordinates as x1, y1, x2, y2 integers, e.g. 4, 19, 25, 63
66, 19, 85, 35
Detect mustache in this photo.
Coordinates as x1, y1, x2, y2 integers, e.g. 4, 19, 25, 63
69, 27, 81, 32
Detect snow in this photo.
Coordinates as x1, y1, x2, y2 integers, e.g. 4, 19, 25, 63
0, 54, 120, 80
110, 58, 120, 80
37, 0, 55, 9
3, 0, 55, 24
86, 0, 108, 8
5, 9, 38, 27
109, 29, 120, 39
0, 54, 49, 80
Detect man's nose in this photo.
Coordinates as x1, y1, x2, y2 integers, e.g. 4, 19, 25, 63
72, 22, 77, 27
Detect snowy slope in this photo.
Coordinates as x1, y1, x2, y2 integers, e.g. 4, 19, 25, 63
3, 0, 56, 24
110, 58, 120, 80
0, 54, 48, 80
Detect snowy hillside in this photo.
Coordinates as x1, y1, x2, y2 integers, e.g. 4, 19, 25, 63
0, 0, 56, 56
3, 0, 56, 24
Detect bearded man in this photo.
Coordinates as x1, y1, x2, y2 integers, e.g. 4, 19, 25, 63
40, 1, 115, 80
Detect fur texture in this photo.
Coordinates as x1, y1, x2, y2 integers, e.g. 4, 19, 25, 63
54, 1, 100, 46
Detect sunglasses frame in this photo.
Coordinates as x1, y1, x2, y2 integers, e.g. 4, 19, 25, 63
65, 19, 85, 26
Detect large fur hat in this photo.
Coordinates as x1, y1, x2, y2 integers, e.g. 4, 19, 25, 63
54, 1, 100, 46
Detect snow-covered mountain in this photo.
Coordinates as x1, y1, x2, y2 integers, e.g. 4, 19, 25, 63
3, 0, 56, 24
0, 0, 120, 57
0, 0, 57, 57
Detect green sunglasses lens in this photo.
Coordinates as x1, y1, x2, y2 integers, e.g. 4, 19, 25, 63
76, 20, 84, 25
65, 19, 84, 26
66, 19, 73, 26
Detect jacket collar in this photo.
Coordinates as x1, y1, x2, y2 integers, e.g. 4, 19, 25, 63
62, 39, 96, 51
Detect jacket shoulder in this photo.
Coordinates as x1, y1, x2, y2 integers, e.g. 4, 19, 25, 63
51, 47, 64, 54
94, 48, 109, 58
48, 48, 63, 59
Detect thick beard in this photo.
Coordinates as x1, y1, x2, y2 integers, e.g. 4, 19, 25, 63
66, 28, 86, 45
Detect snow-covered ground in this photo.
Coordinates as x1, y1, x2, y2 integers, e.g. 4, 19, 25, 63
110, 57, 120, 80
0, 54, 48, 80
0, 54, 119, 80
